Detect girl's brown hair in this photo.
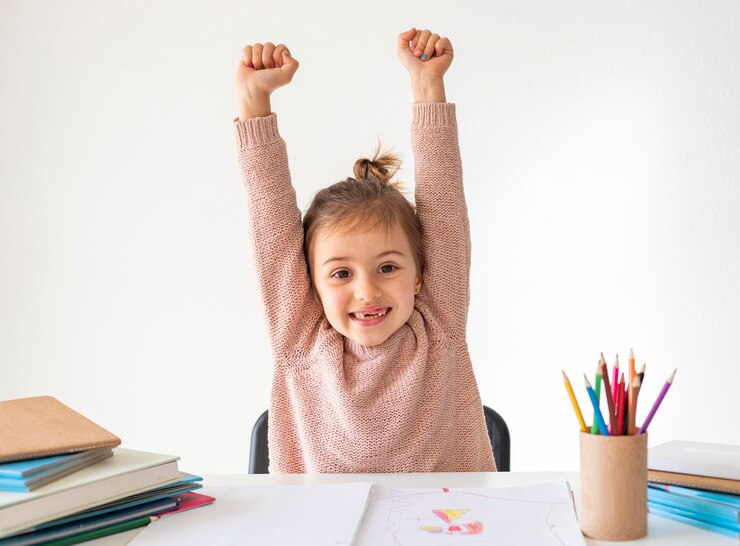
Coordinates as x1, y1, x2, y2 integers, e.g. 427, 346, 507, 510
303, 145, 424, 277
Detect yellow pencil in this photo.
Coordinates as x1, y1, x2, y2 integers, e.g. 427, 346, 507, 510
562, 370, 588, 432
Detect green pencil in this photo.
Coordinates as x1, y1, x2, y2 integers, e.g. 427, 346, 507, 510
590, 359, 603, 434
43, 516, 154, 546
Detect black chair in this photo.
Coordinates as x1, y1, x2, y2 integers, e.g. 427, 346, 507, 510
249, 406, 510, 473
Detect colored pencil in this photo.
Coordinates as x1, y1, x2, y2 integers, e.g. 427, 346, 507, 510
590, 363, 603, 434
637, 363, 646, 392
561, 370, 588, 432
638, 368, 677, 434
611, 354, 619, 407
628, 349, 636, 434
627, 375, 642, 435
616, 372, 626, 436
562, 370, 588, 432
584, 375, 609, 435
599, 359, 617, 434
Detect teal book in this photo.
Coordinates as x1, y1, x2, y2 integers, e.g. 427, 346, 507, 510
0, 449, 112, 492
648, 501, 740, 539
0, 451, 107, 479
647, 487, 740, 527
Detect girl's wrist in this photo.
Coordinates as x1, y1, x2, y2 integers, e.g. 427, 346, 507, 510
237, 89, 272, 120
410, 75, 446, 103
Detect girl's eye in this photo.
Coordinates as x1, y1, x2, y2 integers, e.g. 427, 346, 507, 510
332, 270, 351, 279
379, 264, 396, 274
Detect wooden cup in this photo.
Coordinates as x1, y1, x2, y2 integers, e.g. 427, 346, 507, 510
579, 431, 648, 541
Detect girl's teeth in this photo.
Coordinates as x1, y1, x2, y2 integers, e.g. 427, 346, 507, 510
355, 310, 386, 319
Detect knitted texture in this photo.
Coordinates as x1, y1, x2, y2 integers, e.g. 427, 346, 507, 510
234, 103, 496, 473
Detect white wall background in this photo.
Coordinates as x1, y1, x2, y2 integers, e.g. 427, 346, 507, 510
2, 0, 739, 474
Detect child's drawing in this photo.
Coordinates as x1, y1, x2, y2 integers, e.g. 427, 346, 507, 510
419, 509, 484, 535
355, 482, 586, 545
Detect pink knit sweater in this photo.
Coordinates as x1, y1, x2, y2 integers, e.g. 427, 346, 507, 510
234, 102, 495, 473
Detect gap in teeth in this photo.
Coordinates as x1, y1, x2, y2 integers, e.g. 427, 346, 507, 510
354, 310, 387, 319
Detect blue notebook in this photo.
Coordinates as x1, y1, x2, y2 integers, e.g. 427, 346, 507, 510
648, 502, 740, 539
647, 487, 740, 525
0, 449, 112, 492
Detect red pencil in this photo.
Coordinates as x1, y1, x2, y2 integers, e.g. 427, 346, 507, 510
611, 354, 619, 407
616, 372, 626, 436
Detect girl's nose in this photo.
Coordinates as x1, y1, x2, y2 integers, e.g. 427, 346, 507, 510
355, 277, 382, 301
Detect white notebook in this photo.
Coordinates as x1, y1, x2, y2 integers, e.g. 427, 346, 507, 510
129, 482, 373, 546
649, 440, 740, 480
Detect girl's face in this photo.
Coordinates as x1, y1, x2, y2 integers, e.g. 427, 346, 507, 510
311, 223, 422, 347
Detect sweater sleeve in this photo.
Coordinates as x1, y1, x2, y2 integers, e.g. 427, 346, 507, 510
411, 103, 470, 338
234, 114, 323, 360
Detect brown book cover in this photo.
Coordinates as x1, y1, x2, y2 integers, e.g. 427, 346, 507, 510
0, 396, 121, 463
647, 469, 740, 495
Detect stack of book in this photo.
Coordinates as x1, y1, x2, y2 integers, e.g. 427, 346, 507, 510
647, 440, 740, 539
0, 396, 213, 545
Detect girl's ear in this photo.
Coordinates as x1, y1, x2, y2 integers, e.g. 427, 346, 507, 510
414, 276, 422, 295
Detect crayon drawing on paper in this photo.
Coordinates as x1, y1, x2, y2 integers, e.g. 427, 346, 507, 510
355, 482, 586, 545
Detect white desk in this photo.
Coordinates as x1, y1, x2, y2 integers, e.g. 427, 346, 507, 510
87, 472, 735, 545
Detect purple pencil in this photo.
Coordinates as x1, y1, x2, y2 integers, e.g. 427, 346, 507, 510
637, 368, 677, 434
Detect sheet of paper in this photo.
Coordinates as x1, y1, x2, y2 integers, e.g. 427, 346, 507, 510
355, 481, 586, 546
128, 482, 372, 546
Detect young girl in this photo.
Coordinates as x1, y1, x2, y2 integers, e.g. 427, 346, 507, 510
234, 28, 496, 473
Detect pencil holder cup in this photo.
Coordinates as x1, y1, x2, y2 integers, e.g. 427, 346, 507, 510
579, 431, 648, 541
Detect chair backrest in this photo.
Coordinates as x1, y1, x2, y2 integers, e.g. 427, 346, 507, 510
249, 405, 510, 473
249, 410, 270, 475
483, 405, 511, 471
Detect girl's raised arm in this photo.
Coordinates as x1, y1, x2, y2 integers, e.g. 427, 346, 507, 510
234, 44, 322, 357
398, 29, 471, 335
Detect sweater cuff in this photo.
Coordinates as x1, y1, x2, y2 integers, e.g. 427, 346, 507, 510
233, 113, 281, 149
412, 102, 456, 129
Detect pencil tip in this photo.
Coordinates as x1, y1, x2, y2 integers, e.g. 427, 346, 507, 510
669, 368, 677, 382
630, 348, 634, 358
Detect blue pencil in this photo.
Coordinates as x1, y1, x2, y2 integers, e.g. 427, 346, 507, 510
584, 375, 609, 435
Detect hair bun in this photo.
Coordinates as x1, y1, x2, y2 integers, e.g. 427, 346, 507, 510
353, 145, 402, 186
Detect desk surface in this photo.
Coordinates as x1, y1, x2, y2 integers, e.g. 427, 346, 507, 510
86, 472, 735, 546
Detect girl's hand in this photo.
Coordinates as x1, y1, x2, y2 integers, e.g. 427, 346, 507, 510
236, 42, 299, 119
397, 28, 453, 102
